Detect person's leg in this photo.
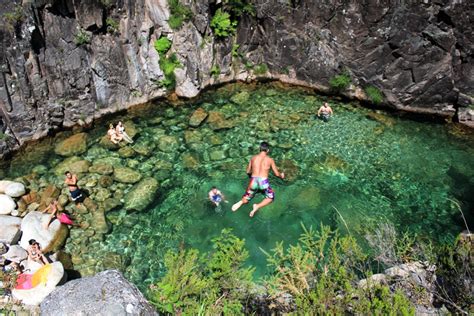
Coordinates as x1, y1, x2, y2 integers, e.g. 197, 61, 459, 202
123, 132, 134, 143
232, 178, 255, 211
250, 198, 273, 217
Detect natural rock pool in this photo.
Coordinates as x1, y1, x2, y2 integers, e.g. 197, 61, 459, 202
2, 82, 473, 291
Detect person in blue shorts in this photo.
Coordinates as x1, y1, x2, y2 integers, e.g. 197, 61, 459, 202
208, 186, 226, 207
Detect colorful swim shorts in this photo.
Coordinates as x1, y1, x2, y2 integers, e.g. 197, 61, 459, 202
243, 177, 275, 201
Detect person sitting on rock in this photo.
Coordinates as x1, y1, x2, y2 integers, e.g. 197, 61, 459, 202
41, 199, 75, 229
317, 102, 333, 122
107, 123, 122, 144
115, 121, 133, 144
27, 240, 48, 266
64, 171, 83, 203
208, 186, 227, 207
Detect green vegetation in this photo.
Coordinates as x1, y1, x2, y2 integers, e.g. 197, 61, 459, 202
329, 72, 351, 91
100, 0, 114, 9
365, 86, 384, 105
254, 63, 269, 75
210, 65, 221, 78
149, 229, 253, 314
0, 132, 9, 141
210, 0, 254, 38
154, 37, 172, 55
106, 17, 119, 33
74, 29, 91, 46
149, 225, 420, 314
2, 5, 24, 32
231, 43, 241, 58
168, 0, 192, 30
153, 37, 181, 89
210, 8, 237, 38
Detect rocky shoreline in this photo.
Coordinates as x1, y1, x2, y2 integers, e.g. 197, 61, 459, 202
1, 0, 473, 158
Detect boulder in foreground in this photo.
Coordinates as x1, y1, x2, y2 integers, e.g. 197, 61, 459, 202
40, 270, 157, 315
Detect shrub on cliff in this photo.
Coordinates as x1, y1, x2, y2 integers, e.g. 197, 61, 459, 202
365, 86, 384, 105
168, 0, 192, 30
210, 9, 237, 38
329, 72, 351, 91
154, 37, 180, 89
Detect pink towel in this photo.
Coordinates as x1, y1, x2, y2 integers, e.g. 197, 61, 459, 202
58, 213, 74, 225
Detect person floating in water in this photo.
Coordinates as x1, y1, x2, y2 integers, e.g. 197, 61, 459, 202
208, 186, 226, 207
232, 142, 285, 217
64, 171, 83, 203
317, 102, 333, 122
116, 121, 134, 144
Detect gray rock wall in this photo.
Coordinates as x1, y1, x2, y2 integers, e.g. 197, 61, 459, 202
0, 0, 473, 157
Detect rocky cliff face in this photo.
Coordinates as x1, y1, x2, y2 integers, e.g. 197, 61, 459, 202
0, 0, 472, 157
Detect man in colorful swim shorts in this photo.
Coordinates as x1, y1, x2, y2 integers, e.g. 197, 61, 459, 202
232, 142, 285, 217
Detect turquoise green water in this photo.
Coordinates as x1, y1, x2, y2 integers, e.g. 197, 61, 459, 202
3, 82, 473, 291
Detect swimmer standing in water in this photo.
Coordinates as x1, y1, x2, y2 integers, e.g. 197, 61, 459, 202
232, 142, 284, 217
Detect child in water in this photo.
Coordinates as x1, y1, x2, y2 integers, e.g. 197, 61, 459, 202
208, 186, 228, 208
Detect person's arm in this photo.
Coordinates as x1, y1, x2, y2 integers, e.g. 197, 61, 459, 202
41, 205, 50, 213
317, 107, 322, 116
245, 160, 252, 176
208, 191, 213, 201
329, 107, 334, 115
271, 159, 285, 179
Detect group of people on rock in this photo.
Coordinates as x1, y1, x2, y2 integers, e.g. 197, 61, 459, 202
107, 121, 134, 144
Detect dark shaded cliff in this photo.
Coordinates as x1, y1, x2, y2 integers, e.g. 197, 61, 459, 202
0, 0, 473, 157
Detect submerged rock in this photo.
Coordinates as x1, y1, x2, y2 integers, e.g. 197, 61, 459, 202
189, 107, 208, 127
54, 133, 88, 157
118, 146, 136, 158
182, 153, 200, 170
231, 91, 250, 105
40, 270, 156, 315
279, 159, 300, 182
158, 135, 179, 152
207, 111, 235, 130
89, 162, 114, 175
124, 178, 159, 212
113, 167, 142, 184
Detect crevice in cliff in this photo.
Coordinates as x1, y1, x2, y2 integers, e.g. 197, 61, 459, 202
46, 0, 75, 19
436, 10, 454, 28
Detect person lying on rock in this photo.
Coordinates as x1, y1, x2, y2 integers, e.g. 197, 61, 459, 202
41, 199, 75, 229
27, 239, 48, 266
64, 171, 83, 204
232, 141, 285, 217
107, 123, 122, 144
317, 102, 333, 122
115, 121, 134, 144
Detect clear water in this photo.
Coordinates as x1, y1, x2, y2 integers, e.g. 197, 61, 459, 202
3, 82, 473, 291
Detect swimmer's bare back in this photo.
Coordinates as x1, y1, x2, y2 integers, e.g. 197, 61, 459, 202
249, 154, 271, 178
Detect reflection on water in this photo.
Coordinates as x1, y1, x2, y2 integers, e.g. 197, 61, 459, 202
3, 82, 474, 290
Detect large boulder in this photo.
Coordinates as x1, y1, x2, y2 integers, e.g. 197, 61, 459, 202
54, 133, 88, 157
19, 211, 69, 253
124, 178, 159, 212
13, 262, 65, 306
3, 181, 26, 197
0, 180, 15, 193
113, 167, 142, 184
189, 107, 208, 127
0, 215, 22, 244
40, 270, 157, 315
0, 194, 16, 215
2, 245, 28, 263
